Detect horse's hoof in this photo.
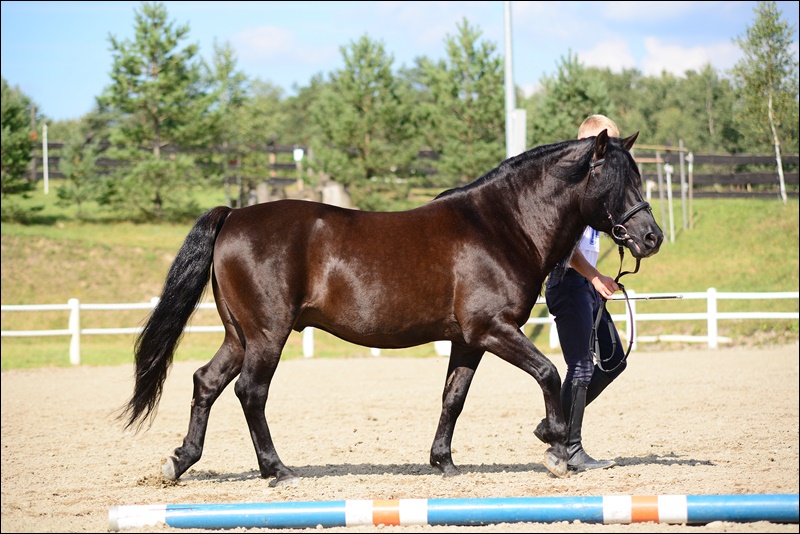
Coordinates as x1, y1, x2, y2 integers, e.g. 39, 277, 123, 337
441, 466, 462, 478
544, 450, 569, 478
161, 456, 178, 480
270, 476, 300, 488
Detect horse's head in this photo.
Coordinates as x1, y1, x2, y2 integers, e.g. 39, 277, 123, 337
581, 130, 663, 259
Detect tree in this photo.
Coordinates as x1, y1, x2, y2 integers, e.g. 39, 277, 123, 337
527, 52, 614, 145
310, 35, 419, 210
199, 39, 251, 207
731, 1, 799, 203
238, 79, 292, 198
97, 1, 214, 219
591, 66, 646, 138
1, 77, 36, 198
414, 19, 505, 187
678, 65, 738, 153
55, 128, 102, 218
282, 75, 327, 147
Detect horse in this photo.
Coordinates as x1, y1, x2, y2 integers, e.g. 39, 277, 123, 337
120, 129, 663, 486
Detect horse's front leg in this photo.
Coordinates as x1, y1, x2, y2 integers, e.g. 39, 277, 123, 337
162, 335, 242, 481
430, 344, 484, 477
478, 321, 569, 478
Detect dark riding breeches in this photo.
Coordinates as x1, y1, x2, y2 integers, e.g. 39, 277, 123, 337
545, 268, 627, 388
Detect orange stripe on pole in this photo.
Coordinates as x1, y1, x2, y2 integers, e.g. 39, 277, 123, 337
631, 495, 659, 523
372, 500, 401, 526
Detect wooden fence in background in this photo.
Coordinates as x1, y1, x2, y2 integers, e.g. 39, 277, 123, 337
29, 141, 799, 200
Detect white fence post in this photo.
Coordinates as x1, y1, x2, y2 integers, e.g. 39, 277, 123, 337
303, 327, 314, 358
68, 298, 80, 365
707, 287, 718, 349
549, 314, 559, 348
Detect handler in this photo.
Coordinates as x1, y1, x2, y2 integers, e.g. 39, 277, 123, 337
536, 114, 628, 471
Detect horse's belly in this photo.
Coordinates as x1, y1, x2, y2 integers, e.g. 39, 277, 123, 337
294, 304, 452, 349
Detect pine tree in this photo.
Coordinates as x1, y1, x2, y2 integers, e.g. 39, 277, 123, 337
56, 129, 102, 218
1, 77, 35, 198
310, 34, 418, 210
415, 19, 505, 187
97, 1, 213, 219
527, 52, 613, 145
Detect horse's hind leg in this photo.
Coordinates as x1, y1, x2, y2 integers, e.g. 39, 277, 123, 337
234, 331, 298, 487
162, 333, 244, 480
430, 343, 484, 477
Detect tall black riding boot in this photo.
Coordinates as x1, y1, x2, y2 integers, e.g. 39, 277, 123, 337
533, 367, 623, 445
585, 364, 618, 405
565, 378, 616, 471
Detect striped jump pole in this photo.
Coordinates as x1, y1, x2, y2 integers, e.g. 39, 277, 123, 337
109, 494, 799, 531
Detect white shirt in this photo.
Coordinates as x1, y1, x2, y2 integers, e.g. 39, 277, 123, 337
577, 226, 601, 268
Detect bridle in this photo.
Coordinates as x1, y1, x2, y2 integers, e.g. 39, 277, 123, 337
587, 157, 652, 373
589, 158, 652, 248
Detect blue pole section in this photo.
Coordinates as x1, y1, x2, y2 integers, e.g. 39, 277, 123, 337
166, 501, 347, 529
687, 494, 799, 524
427, 497, 604, 525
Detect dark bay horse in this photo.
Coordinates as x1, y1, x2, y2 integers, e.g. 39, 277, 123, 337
120, 130, 662, 485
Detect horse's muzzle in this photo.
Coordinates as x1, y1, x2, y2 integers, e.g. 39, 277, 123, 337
625, 230, 663, 258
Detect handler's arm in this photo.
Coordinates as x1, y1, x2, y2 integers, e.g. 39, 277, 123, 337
569, 250, 619, 299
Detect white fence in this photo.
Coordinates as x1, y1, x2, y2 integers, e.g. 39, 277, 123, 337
1, 289, 797, 365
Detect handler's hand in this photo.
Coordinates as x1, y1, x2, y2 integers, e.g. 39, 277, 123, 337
591, 275, 619, 300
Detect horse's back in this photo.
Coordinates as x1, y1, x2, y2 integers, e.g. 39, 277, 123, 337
216, 199, 456, 257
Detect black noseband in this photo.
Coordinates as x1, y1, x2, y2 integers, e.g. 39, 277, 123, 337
611, 201, 651, 244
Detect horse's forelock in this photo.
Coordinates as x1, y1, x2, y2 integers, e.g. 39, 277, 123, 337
603, 139, 641, 210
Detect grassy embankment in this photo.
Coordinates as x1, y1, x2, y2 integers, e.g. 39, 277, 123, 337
2, 188, 798, 370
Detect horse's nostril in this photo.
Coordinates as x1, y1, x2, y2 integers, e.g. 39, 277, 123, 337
645, 232, 662, 248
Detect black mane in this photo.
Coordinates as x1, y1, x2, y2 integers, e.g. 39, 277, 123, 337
433, 138, 599, 201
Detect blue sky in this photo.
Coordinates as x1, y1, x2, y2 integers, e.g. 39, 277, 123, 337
2, 1, 798, 123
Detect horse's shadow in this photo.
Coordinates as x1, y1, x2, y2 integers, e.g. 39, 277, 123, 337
179, 453, 713, 484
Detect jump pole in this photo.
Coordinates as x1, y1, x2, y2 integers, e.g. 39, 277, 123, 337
109, 494, 799, 531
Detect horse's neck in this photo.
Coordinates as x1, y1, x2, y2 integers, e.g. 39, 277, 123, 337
480, 165, 589, 274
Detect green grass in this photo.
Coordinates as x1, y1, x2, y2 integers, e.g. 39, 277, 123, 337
2, 187, 798, 369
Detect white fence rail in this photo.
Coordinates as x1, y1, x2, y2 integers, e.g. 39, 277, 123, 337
1, 289, 797, 365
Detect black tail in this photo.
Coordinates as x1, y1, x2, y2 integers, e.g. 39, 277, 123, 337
119, 206, 232, 431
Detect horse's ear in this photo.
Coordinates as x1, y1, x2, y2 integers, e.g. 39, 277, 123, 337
594, 129, 609, 158
622, 131, 639, 151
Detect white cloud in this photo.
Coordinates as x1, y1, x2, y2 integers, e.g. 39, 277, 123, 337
641, 36, 742, 76
579, 36, 637, 72
232, 24, 339, 71
600, 1, 699, 22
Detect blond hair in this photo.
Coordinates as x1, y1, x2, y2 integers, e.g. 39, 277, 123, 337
578, 114, 619, 139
